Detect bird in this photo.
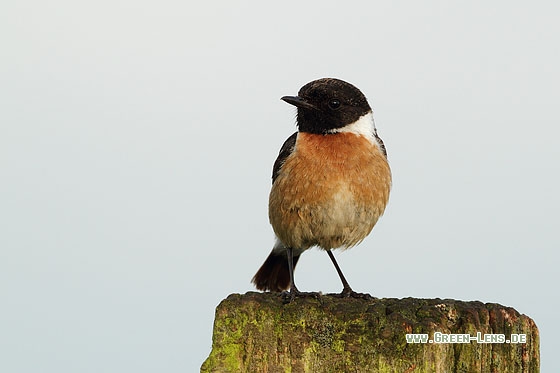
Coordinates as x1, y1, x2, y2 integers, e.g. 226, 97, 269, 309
252, 78, 391, 299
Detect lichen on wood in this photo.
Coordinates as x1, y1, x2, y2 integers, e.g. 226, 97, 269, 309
201, 292, 539, 372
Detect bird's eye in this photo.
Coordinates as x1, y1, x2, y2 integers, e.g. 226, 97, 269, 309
328, 99, 341, 110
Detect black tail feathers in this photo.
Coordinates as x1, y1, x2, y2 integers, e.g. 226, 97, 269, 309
252, 250, 300, 292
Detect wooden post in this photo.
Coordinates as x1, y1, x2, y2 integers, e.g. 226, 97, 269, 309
201, 292, 539, 372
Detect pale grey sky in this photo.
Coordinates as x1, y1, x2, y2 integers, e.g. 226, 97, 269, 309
1, 1, 558, 372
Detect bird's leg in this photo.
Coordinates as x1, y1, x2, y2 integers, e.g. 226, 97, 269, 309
281, 248, 320, 303
326, 249, 354, 296
287, 247, 300, 293
326, 250, 374, 299
281, 247, 301, 302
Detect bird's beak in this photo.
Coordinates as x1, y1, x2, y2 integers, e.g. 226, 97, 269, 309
281, 96, 318, 111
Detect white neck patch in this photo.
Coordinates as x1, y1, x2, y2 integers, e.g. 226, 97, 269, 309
329, 111, 376, 143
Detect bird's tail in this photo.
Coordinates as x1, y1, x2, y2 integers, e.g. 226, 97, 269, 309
252, 249, 300, 292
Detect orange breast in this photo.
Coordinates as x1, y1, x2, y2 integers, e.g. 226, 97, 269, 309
269, 132, 391, 250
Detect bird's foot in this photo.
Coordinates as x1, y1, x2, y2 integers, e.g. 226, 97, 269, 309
330, 287, 374, 300
280, 288, 321, 303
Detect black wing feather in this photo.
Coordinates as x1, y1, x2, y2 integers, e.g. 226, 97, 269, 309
374, 129, 388, 158
272, 132, 297, 184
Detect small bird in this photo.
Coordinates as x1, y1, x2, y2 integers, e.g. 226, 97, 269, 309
252, 78, 391, 299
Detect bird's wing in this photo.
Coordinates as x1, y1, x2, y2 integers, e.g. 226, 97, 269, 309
272, 132, 298, 184
373, 129, 388, 158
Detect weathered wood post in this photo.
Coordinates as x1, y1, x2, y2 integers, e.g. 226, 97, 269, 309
201, 292, 539, 372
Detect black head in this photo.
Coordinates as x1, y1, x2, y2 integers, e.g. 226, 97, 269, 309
281, 78, 372, 134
